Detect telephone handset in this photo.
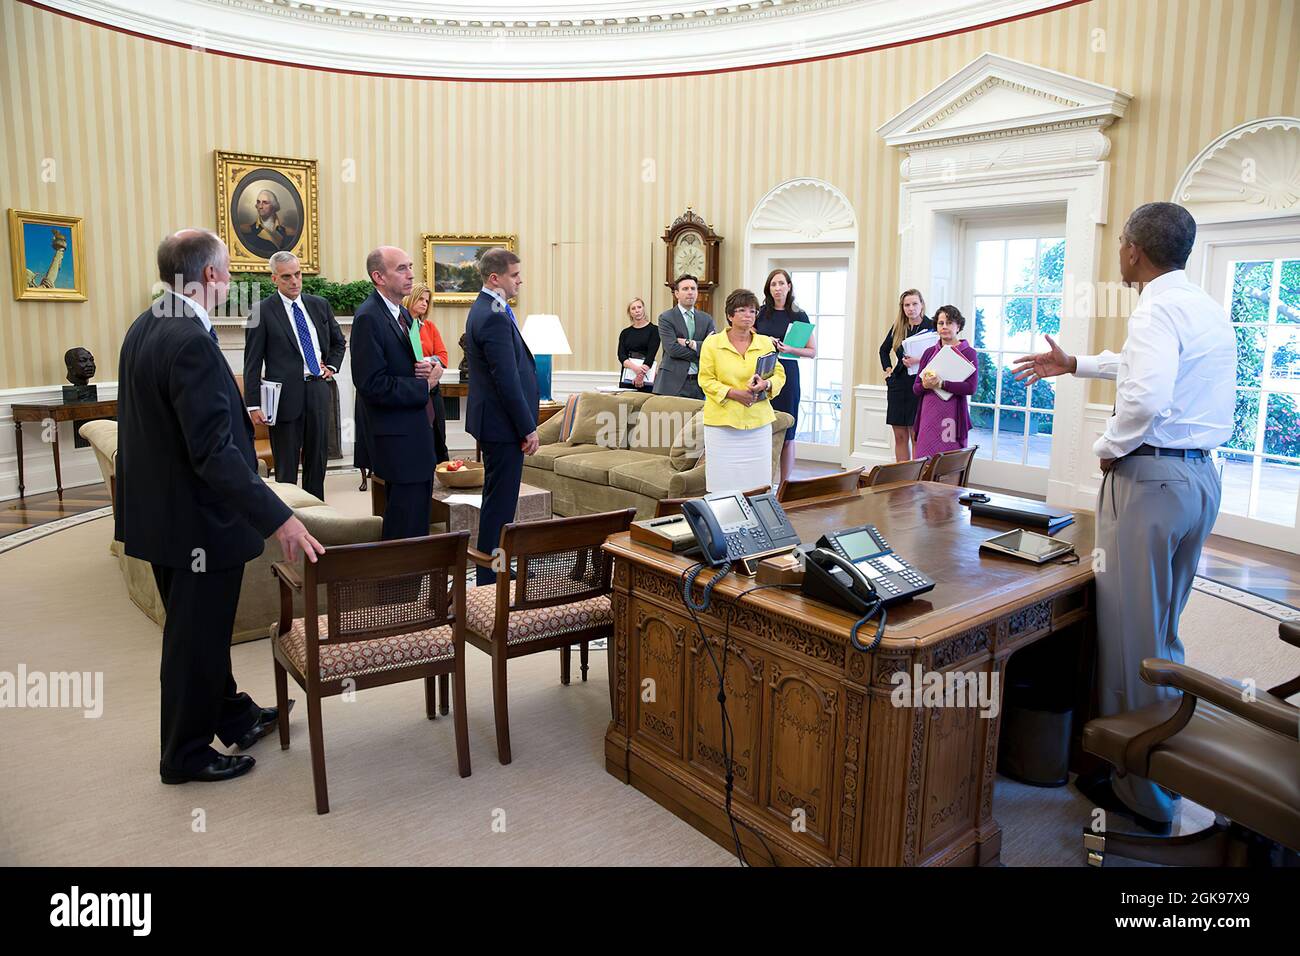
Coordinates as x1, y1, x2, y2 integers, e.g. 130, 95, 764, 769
801, 547, 880, 616
680, 491, 800, 568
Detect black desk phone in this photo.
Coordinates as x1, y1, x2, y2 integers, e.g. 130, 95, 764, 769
680, 490, 801, 568
803, 524, 934, 610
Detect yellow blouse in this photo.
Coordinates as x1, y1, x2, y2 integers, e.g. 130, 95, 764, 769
697, 329, 787, 429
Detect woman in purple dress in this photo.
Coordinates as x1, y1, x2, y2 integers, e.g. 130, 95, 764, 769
912, 306, 979, 459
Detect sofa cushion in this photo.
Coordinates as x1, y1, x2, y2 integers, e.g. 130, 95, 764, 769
525, 442, 601, 472
265, 481, 326, 509
465, 586, 612, 646
556, 393, 582, 442
569, 392, 629, 448
277, 614, 455, 681
554, 449, 658, 484
668, 412, 706, 471
627, 395, 704, 456
608, 457, 680, 500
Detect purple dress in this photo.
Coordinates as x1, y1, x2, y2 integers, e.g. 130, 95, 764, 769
912, 340, 979, 459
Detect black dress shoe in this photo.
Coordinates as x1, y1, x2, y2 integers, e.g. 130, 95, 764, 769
161, 754, 255, 784
233, 700, 294, 752
1075, 772, 1172, 836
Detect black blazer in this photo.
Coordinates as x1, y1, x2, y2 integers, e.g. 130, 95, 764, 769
243, 293, 346, 423
463, 290, 538, 443
349, 288, 435, 484
879, 316, 936, 387
115, 292, 291, 571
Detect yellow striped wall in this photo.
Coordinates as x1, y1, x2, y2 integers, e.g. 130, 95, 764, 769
2, 0, 1298, 415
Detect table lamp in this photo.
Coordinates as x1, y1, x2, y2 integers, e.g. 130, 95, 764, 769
521, 313, 572, 402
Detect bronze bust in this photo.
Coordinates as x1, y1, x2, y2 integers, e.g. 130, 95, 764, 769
65, 347, 96, 386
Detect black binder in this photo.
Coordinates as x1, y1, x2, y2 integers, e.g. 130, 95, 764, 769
969, 494, 1075, 533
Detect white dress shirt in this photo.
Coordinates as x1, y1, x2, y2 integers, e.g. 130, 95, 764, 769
171, 289, 212, 333
279, 292, 334, 376
1074, 270, 1236, 460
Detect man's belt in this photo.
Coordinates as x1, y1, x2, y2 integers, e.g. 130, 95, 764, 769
1126, 444, 1209, 459
304, 374, 327, 382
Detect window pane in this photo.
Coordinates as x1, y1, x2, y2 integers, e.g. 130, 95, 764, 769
1226, 390, 1260, 452
818, 271, 847, 316
798, 356, 813, 386
791, 272, 818, 310
1029, 375, 1056, 410
999, 356, 1029, 408
973, 297, 1003, 351
1218, 452, 1252, 516
1253, 457, 1300, 524
1037, 296, 1061, 340
973, 351, 998, 405
1038, 239, 1065, 292
1230, 261, 1272, 322
1006, 239, 1037, 293
974, 241, 1004, 295
1235, 325, 1266, 387
1028, 411, 1053, 467
1280, 260, 1300, 321
796, 402, 816, 443
816, 312, 843, 360
1003, 297, 1034, 355
1266, 325, 1300, 382
815, 359, 842, 403
1262, 392, 1299, 458
815, 402, 841, 446
969, 405, 994, 459
995, 408, 1027, 463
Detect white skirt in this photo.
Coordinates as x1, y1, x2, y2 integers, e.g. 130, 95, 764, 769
704, 423, 773, 494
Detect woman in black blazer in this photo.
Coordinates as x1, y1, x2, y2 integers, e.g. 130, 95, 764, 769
879, 288, 935, 462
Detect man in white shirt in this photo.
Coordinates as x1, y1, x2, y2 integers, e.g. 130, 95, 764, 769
1012, 202, 1236, 835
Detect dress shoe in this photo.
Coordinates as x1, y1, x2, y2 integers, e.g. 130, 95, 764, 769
161, 754, 255, 784
233, 699, 294, 751
1075, 772, 1172, 836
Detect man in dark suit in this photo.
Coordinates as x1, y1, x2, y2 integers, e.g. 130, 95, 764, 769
350, 245, 438, 540
653, 274, 715, 400
116, 229, 323, 784
464, 248, 538, 585
244, 251, 346, 501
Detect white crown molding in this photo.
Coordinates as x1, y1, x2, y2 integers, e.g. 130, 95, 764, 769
877, 52, 1131, 151
1173, 117, 1300, 224
36, 0, 1070, 79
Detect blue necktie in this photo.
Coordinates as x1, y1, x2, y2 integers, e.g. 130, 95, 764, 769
506, 303, 517, 326
207, 326, 219, 347
291, 301, 321, 376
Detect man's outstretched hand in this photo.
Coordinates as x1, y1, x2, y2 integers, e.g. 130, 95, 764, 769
1011, 334, 1076, 384
275, 514, 325, 564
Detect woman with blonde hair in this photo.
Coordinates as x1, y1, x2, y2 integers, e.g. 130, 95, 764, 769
617, 296, 658, 392
403, 282, 450, 465
878, 288, 935, 461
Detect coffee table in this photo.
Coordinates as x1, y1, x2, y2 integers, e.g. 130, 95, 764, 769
430, 481, 552, 540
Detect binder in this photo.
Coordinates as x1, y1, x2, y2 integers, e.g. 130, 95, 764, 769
969, 493, 1075, 533
260, 380, 282, 426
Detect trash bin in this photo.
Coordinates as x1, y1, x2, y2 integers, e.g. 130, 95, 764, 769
997, 638, 1074, 788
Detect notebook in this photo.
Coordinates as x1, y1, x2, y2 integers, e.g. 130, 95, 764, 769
921, 345, 976, 400
968, 493, 1075, 533
781, 321, 814, 350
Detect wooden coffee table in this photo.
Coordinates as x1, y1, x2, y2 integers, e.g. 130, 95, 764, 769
430, 481, 552, 540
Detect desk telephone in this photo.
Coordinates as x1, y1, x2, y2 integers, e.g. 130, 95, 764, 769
679, 491, 801, 567
802, 524, 935, 614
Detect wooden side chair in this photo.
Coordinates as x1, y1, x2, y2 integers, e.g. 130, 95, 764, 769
271, 532, 471, 814
921, 446, 979, 486
862, 458, 928, 487
466, 509, 636, 764
776, 467, 865, 504
654, 485, 771, 518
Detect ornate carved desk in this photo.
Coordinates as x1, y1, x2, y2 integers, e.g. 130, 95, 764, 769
602, 481, 1096, 866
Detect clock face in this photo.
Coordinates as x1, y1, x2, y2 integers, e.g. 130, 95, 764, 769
673, 231, 707, 282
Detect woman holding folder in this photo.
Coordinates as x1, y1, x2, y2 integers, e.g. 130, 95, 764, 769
403, 283, 451, 466
880, 289, 936, 461
755, 269, 815, 483
912, 305, 979, 458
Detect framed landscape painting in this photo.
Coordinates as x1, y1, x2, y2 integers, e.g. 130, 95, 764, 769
8, 209, 86, 301
422, 233, 517, 304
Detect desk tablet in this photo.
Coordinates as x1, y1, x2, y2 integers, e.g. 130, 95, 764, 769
979, 529, 1074, 564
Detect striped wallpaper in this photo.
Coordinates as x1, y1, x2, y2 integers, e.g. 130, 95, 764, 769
2, 0, 1298, 418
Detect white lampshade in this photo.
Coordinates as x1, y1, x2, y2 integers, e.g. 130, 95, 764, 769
521, 313, 572, 356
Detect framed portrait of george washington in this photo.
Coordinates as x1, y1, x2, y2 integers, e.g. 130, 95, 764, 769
422, 234, 517, 304
215, 150, 319, 273
8, 209, 86, 301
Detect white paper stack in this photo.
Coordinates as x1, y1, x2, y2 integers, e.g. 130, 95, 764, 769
260, 380, 282, 425
902, 330, 939, 374
920, 346, 976, 401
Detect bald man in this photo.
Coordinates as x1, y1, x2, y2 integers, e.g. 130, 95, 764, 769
350, 246, 437, 539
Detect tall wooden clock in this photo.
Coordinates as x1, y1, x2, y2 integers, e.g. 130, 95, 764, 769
663, 208, 722, 316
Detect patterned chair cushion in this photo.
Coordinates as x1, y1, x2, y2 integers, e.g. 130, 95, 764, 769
277, 614, 454, 681
464, 585, 613, 646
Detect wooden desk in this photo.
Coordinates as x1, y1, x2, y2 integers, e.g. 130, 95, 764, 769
12, 400, 118, 498
602, 481, 1096, 866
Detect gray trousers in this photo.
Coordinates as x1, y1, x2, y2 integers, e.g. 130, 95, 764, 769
1094, 452, 1220, 821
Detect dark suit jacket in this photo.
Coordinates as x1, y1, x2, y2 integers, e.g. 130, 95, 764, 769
243, 292, 345, 423
115, 292, 291, 571
464, 290, 538, 443
349, 288, 435, 483
652, 305, 715, 396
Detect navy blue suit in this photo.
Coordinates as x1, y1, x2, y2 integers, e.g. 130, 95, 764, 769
464, 290, 538, 584
350, 288, 436, 539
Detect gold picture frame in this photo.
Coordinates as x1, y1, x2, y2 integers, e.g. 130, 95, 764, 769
8, 209, 86, 301
215, 150, 319, 273
422, 233, 517, 304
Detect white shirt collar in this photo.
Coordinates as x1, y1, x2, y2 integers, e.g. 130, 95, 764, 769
279, 291, 301, 312
380, 293, 401, 320
1137, 269, 1188, 306
679, 304, 695, 317
171, 290, 211, 331
482, 287, 509, 312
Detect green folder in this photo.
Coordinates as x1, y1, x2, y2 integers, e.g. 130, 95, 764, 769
781, 320, 814, 350
408, 320, 425, 360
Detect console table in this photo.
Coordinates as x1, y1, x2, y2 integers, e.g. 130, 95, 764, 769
11, 400, 118, 498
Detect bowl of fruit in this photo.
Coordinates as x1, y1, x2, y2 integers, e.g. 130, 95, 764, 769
435, 458, 485, 488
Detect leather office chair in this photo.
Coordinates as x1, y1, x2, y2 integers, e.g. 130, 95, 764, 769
921, 446, 977, 486
233, 373, 275, 476
271, 532, 472, 814
1080, 620, 1300, 866
776, 467, 864, 504
862, 458, 928, 487
465, 509, 636, 764
654, 485, 771, 518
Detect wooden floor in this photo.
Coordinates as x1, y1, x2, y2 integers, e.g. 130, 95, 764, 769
0, 483, 112, 538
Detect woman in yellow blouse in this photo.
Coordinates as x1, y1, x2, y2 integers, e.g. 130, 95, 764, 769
697, 289, 787, 493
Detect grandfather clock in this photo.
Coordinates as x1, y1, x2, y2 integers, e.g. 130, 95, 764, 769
662, 208, 722, 316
